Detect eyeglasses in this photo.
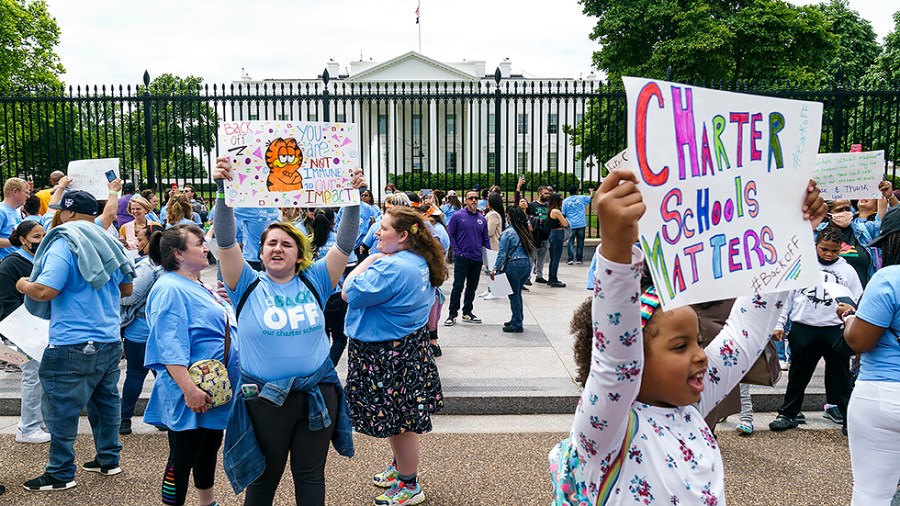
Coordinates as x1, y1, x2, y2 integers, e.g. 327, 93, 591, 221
466, 196, 478, 200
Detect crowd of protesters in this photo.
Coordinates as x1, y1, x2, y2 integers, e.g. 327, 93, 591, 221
0, 164, 895, 505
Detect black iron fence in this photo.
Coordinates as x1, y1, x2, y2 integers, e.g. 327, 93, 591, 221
1, 68, 899, 236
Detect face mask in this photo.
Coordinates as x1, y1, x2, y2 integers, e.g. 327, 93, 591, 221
818, 255, 838, 265
28, 241, 41, 253
385, 190, 393, 195
829, 211, 853, 228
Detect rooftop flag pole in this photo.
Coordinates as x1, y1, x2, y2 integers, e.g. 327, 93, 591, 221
416, 0, 421, 53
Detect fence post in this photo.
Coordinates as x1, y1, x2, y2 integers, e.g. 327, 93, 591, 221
142, 70, 156, 190
493, 68, 502, 187
322, 68, 331, 122
832, 65, 844, 153
666, 66, 673, 81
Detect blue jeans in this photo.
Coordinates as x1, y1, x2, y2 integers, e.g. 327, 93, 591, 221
567, 227, 586, 263
504, 258, 532, 330
122, 338, 151, 420
40, 340, 123, 481
548, 229, 565, 283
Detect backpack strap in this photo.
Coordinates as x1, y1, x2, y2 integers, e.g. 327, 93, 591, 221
298, 273, 323, 311
235, 278, 260, 321
596, 409, 639, 505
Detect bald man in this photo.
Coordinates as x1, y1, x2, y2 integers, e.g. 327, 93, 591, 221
35, 171, 65, 215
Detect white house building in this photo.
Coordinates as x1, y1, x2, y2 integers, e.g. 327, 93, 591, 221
231, 52, 600, 190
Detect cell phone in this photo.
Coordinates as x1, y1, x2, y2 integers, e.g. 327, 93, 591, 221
105, 170, 117, 182
241, 383, 259, 398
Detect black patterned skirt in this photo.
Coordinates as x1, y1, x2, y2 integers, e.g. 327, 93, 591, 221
346, 326, 444, 438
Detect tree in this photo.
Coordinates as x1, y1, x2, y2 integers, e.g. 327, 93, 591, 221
132, 74, 218, 184
0, 0, 65, 90
812, 0, 881, 82
868, 11, 900, 81
580, 0, 837, 84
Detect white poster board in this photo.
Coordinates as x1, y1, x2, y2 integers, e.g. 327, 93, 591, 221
218, 121, 360, 208
813, 150, 884, 200
0, 305, 49, 362
624, 77, 823, 309
67, 158, 120, 200
482, 248, 513, 297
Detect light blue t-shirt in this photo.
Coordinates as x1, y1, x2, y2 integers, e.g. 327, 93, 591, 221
431, 222, 450, 252
144, 272, 240, 430
561, 195, 592, 229
159, 207, 202, 225
315, 231, 337, 261
0, 202, 22, 259
226, 260, 333, 382
337, 202, 381, 249
34, 239, 127, 345
344, 250, 432, 342
361, 221, 381, 254
23, 214, 52, 230
235, 207, 280, 262
854, 265, 900, 382
166, 218, 197, 229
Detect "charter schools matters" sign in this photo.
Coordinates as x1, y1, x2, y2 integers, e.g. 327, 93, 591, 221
624, 77, 823, 309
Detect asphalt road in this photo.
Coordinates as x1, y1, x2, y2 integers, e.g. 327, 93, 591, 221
0, 428, 863, 505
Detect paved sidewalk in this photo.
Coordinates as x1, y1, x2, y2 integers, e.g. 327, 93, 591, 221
0, 245, 828, 416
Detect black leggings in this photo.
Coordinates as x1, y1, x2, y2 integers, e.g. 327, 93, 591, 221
243, 384, 339, 506
325, 292, 349, 366
161, 428, 223, 506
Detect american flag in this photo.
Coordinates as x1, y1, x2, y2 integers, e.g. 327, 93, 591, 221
415, 5, 420, 24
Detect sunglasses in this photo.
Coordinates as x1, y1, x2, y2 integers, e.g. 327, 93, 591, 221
466, 196, 478, 200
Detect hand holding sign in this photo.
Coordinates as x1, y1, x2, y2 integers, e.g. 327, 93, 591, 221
597, 170, 646, 265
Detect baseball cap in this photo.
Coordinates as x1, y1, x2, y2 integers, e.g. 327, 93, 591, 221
49, 190, 99, 216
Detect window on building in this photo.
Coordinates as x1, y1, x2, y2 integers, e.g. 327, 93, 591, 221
517, 152, 528, 170
447, 151, 457, 172
547, 114, 559, 134
488, 151, 496, 171
248, 113, 259, 120
517, 114, 528, 134
575, 156, 583, 171
446, 114, 456, 135
378, 114, 388, 135
488, 114, 496, 135
336, 113, 346, 122
412, 114, 422, 136
574, 113, 584, 130
277, 114, 289, 121
547, 151, 558, 170
308, 112, 318, 121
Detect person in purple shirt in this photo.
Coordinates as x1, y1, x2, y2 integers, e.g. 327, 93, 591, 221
445, 189, 489, 326
115, 182, 136, 227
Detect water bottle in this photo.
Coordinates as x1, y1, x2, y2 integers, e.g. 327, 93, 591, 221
83, 341, 95, 354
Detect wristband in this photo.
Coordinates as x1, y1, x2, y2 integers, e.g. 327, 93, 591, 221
216, 192, 226, 199
109, 191, 119, 197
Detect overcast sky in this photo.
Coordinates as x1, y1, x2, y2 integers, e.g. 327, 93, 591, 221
44, 0, 897, 87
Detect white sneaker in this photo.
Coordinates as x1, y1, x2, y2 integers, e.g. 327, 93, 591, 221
483, 294, 498, 300
16, 430, 51, 444
477, 290, 490, 298
779, 360, 789, 371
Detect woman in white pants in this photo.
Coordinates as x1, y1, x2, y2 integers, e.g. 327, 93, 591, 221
840, 206, 900, 505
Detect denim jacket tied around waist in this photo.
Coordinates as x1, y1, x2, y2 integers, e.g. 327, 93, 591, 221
222, 358, 354, 493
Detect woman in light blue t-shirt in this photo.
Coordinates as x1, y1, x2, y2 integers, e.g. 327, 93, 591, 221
144, 224, 237, 506
840, 208, 900, 505
213, 157, 365, 505
342, 206, 449, 506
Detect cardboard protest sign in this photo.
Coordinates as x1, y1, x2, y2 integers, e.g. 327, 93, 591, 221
0, 341, 30, 366
219, 121, 360, 208
482, 248, 513, 297
623, 77, 823, 309
67, 158, 120, 200
813, 150, 884, 201
0, 305, 49, 362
